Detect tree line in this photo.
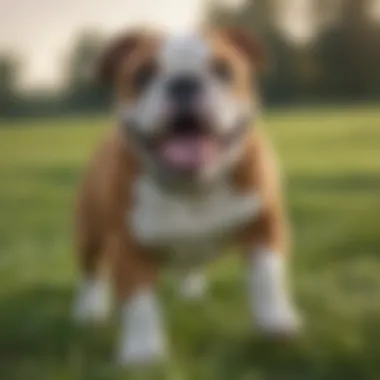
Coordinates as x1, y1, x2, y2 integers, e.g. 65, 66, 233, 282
1, 0, 379, 118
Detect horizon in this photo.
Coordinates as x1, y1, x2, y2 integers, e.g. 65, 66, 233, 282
1, 0, 379, 91
0, 0, 217, 90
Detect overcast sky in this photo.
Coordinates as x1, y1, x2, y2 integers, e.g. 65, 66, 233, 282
1, 0, 378, 89
0, 0, 223, 89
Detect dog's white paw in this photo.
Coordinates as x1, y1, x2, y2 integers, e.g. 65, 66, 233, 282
256, 305, 301, 336
118, 331, 166, 366
72, 278, 111, 323
117, 289, 167, 366
180, 272, 207, 300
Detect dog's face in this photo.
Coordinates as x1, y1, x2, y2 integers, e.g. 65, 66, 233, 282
98, 28, 264, 187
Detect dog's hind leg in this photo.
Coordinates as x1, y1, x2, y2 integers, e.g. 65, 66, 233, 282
179, 270, 207, 300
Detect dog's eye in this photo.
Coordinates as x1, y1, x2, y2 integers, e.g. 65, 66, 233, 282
211, 59, 234, 83
133, 61, 158, 92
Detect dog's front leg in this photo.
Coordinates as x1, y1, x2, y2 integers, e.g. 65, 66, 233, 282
244, 209, 301, 336
110, 232, 167, 365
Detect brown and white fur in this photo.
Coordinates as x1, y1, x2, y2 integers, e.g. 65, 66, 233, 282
72, 28, 301, 365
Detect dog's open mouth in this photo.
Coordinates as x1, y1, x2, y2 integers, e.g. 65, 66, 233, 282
128, 111, 248, 172
156, 114, 220, 171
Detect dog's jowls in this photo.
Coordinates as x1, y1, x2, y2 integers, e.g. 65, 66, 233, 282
72, 27, 301, 365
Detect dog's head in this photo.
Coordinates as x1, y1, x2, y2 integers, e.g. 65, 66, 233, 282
98, 28, 264, 188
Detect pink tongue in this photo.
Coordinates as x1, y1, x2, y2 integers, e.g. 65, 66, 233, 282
161, 137, 217, 169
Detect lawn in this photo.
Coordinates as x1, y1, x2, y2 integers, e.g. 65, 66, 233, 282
0, 106, 380, 379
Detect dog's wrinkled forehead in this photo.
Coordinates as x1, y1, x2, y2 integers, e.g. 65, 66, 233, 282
160, 34, 210, 73
97, 28, 265, 88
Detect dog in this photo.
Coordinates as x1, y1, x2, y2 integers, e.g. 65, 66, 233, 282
72, 27, 301, 365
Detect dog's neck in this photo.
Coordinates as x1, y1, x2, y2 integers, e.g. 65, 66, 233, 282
148, 171, 228, 200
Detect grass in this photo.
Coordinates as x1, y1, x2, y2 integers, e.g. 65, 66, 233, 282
0, 106, 380, 379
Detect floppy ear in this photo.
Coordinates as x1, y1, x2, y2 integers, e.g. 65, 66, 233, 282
222, 28, 266, 70
96, 32, 143, 84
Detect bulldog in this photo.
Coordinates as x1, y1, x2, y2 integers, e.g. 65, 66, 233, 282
72, 27, 301, 365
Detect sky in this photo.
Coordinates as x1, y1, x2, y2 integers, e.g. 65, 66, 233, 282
0, 0, 226, 89
0, 0, 378, 90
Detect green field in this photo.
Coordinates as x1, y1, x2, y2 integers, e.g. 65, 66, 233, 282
1, 106, 380, 379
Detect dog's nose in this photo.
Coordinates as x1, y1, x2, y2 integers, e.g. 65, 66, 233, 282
166, 76, 202, 106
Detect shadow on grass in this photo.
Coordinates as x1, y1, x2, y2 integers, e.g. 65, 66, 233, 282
0, 284, 380, 379
182, 317, 380, 380
0, 285, 121, 379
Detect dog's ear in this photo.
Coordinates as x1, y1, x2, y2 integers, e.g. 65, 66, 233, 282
222, 28, 266, 71
96, 32, 143, 84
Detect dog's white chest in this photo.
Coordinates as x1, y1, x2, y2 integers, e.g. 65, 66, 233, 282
130, 178, 260, 265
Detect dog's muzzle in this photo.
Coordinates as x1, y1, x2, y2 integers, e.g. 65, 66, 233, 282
123, 108, 251, 177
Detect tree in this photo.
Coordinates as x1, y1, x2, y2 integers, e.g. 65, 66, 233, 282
62, 31, 109, 113
0, 56, 22, 117
317, 0, 380, 99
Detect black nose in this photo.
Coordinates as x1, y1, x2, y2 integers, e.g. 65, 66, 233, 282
166, 76, 202, 105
